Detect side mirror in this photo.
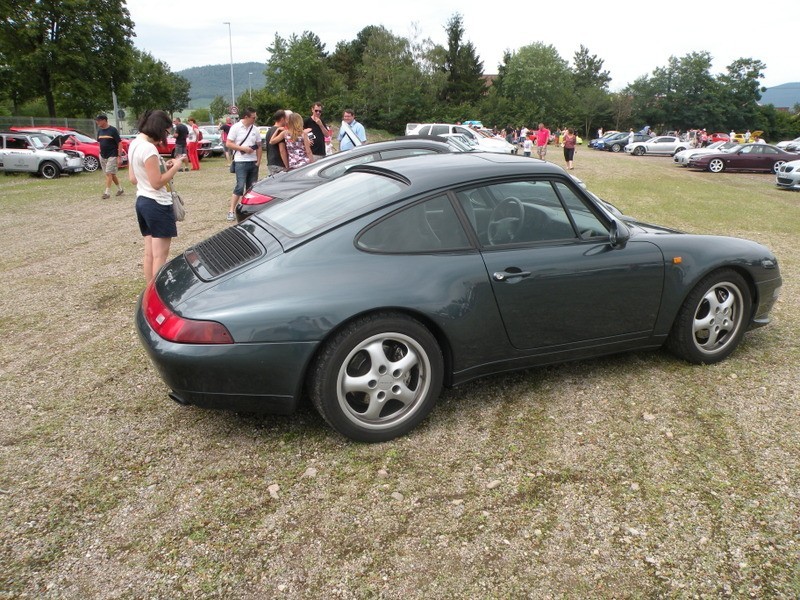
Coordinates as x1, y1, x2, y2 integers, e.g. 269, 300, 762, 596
609, 219, 630, 249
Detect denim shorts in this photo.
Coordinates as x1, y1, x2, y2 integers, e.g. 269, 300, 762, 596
233, 161, 259, 196
136, 195, 177, 238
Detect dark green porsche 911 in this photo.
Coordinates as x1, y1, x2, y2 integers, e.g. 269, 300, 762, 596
136, 153, 782, 442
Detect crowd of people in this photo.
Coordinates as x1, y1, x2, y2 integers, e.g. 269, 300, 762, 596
223, 103, 366, 221
501, 122, 579, 169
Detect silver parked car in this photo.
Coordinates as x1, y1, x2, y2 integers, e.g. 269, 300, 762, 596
673, 141, 739, 166
775, 159, 800, 190
0, 131, 84, 179
626, 135, 690, 156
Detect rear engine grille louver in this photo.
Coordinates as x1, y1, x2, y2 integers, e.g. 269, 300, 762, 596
188, 227, 262, 278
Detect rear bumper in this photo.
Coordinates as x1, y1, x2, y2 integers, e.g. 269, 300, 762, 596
135, 301, 317, 415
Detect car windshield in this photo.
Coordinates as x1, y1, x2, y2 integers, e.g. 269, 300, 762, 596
29, 135, 49, 149
259, 171, 407, 237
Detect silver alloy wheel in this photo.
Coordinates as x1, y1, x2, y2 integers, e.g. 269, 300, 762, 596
690, 281, 744, 357
633, 146, 645, 156
708, 158, 724, 173
83, 155, 100, 172
335, 332, 432, 432
611, 143, 621, 152
773, 160, 786, 173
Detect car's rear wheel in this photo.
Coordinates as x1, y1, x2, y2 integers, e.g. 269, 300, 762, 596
773, 160, 786, 173
39, 161, 59, 179
674, 146, 687, 155
310, 313, 443, 442
666, 269, 751, 364
633, 146, 645, 156
611, 143, 622, 152
83, 155, 99, 172
708, 158, 725, 173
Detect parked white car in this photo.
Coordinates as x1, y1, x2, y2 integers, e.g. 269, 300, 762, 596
775, 159, 800, 190
775, 136, 800, 150
673, 141, 739, 166
407, 123, 515, 153
626, 135, 690, 156
0, 131, 84, 178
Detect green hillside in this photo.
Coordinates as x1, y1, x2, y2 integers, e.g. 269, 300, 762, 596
178, 62, 266, 109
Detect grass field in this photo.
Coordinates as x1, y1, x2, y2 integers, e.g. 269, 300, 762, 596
1, 146, 799, 598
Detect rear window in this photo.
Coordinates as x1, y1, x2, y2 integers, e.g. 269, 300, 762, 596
259, 171, 407, 237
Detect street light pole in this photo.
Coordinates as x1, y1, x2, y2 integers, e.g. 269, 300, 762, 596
223, 21, 235, 114
248, 72, 253, 100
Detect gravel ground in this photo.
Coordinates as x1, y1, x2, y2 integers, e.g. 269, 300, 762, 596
1, 150, 798, 598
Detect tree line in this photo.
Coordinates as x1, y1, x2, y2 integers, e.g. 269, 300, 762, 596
1, 4, 798, 141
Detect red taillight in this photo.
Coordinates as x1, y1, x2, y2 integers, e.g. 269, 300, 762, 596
142, 282, 233, 344
241, 191, 274, 205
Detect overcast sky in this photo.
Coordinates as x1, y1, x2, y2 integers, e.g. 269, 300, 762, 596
127, 0, 796, 92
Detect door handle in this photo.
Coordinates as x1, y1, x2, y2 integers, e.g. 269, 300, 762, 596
493, 270, 531, 281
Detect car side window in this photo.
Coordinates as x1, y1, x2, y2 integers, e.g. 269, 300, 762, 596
762, 146, 778, 155
430, 125, 449, 136
320, 153, 378, 179
554, 182, 608, 238
456, 180, 578, 246
357, 195, 470, 253
6, 137, 29, 150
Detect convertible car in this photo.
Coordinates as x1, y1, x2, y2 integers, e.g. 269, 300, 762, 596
137, 153, 782, 442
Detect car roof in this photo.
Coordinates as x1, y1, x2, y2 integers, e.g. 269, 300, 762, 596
348, 151, 567, 193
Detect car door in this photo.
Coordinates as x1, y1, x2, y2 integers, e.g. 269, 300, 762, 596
4, 135, 38, 172
648, 136, 675, 154
728, 145, 761, 169
456, 178, 664, 351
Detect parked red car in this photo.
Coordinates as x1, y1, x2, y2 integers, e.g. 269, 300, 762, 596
154, 135, 212, 160
10, 126, 129, 172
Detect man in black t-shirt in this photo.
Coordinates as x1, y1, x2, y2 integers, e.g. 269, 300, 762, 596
265, 109, 289, 175
303, 102, 329, 160
95, 114, 124, 199
172, 118, 189, 172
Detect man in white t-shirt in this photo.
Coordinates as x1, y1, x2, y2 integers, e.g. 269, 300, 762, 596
225, 108, 262, 221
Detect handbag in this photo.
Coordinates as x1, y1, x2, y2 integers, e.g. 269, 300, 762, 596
165, 180, 186, 221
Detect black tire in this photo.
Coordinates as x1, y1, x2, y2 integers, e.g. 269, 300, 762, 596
310, 313, 443, 442
610, 143, 622, 153
633, 146, 645, 156
83, 155, 99, 172
666, 269, 751, 364
39, 161, 59, 179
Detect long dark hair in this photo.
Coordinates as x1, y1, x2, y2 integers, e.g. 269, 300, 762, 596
137, 110, 172, 145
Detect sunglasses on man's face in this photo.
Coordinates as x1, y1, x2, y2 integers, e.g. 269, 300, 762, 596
314, 109, 322, 114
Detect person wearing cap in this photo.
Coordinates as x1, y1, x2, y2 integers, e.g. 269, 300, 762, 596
95, 114, 124, 199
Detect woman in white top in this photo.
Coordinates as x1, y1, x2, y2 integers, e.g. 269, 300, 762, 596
128, 109, 185, 283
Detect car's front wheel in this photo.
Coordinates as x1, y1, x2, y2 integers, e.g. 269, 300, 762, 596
611, 143, 622, 153
666, 269, 751, 364
39, 161, 59, 179
310, 313, 443, 442
633, 146, 645, 156
708, 158, 725, 173
83, 155, 99, 172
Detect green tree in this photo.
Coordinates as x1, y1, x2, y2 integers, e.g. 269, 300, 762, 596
717, 58, 766, 130
0, 0, 135, 117
496, 43, 573, 126
439, 13, 485, 105
264, 31, 334, 109
209, 95, 229, 121
354, 27, 427, 133
570, 46, 612, 138
123, 50, 190, 119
